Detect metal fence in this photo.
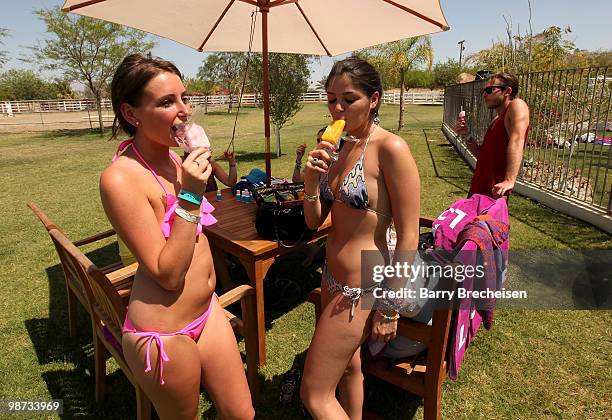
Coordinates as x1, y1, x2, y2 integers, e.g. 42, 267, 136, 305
443, 66, 611, 214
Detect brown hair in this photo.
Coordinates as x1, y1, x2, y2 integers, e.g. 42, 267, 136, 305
489, 72, 519, 99
325, 58, 383, 118
110, 54, 182, 139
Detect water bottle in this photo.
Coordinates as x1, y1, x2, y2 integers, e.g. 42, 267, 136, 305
216, 189, 222, 201
236, 190, 243, 202
458, 108, 469, 142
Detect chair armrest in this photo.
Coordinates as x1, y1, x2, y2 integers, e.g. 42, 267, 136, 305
218, 284, 255, 309
106, 262, 138, 284
74, 228, 117, 246
419, 217, 435, 228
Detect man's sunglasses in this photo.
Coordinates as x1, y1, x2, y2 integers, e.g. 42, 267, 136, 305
481, 85, 506, 95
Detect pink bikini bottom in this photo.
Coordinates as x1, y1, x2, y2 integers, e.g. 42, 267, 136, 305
122, 294, 216, 385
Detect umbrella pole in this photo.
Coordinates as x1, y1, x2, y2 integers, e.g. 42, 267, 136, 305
261, 4, 272, 185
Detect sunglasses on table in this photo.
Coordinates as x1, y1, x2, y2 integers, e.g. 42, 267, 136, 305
481, 85, 507, 95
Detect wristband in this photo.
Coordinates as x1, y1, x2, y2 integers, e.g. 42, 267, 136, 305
178, 189, 202, 206
175, 205, 201, 224
295, 162, 302, 170
229, 163, 237, 168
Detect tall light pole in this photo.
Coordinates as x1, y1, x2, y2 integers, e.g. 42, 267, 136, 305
458, 40, 465, 69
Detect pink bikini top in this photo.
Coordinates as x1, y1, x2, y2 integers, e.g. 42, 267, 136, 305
112, 139, 217, 238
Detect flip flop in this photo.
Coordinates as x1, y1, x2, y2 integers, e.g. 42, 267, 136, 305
279, 368, 301, 405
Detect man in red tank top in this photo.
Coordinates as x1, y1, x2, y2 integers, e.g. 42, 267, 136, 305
455, 72, 530, 198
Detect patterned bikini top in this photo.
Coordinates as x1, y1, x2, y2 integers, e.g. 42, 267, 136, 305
319, 134, 391, 218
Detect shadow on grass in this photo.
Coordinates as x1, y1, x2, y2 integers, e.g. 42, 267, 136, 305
508, 196, 612, 248
28, 250, 426, 419
241, 348, 423, 419
231, 151, 272, 165
23, 242, 140, 419
34, 127, 108, 140
26, 314, 136, 419
199, 108, 259, 117
221, 245, 325, 329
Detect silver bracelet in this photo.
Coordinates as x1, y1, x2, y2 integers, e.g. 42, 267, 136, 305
175, 205, 201, 224
304, 192, 319, 202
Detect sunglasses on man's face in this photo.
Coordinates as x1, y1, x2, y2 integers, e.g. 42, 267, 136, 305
481, 85, 506, 95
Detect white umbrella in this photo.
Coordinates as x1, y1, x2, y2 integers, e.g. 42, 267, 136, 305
62, 0, 449, 182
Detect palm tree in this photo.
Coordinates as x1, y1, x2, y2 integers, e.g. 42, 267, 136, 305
359, 36, 433, 131
0, 28, 10, 69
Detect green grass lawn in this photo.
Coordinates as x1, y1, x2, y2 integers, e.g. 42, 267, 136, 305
1, 103, 610, 419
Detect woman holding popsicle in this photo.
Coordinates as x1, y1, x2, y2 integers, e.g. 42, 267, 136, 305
300, 58, 420, 418
100, 54, 254, 420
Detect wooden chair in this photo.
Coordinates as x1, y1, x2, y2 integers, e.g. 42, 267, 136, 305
27, 201, 135, 337
306, 217, 453, 420
49, 228, 260, 418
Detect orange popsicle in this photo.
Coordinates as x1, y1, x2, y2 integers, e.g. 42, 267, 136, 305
321, 120, 346, 145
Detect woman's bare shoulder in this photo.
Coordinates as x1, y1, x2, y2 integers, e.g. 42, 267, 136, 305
376, 128, 411, 156
100, 156, 143, 193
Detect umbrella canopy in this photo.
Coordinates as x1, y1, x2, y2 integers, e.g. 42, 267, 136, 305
62, 0, 449, 182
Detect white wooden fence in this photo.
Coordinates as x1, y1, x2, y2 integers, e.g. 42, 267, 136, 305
1, 91, 443, 116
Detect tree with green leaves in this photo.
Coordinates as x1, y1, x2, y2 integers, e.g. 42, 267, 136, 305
248, 53, 310, 156
0, 28, 9, 69
468, 25, 577, 74
0, 69, 49, 100
197, 53, 247, 114
0, 69, 74, 100
432, 58, 463, 87
358, 36, 433, 130
404, 69, 434, 89
28, 9, 154, 133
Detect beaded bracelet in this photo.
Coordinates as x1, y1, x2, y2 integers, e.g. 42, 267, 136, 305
178, 189, 202, 206
376, 309, 400, 321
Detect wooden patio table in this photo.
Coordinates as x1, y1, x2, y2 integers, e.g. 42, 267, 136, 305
202, 188, 332, 366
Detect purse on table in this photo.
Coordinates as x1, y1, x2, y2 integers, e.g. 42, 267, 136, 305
252, 183, 315, 247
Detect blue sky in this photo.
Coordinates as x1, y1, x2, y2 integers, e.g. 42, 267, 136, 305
2, 0, 611, 87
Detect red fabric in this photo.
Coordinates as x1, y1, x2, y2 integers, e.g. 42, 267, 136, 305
469, 108, 512, 197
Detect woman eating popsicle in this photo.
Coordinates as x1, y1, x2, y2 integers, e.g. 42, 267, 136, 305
300, 57, 421, 418
100, 54, 254, 420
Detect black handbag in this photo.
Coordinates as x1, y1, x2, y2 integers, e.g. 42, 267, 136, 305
253, 183, 315, 247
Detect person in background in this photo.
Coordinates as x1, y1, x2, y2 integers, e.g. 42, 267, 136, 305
101, 54, 254, 420
292, 128, 327, 266
454, 72, 530, 198
293, 128, 325, 183
184, 149, 237, 193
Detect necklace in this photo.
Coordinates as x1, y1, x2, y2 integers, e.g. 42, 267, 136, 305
344, 124, 376, 144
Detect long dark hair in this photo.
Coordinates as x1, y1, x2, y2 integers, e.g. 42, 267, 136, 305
110, 54, 182, 139
325, 58, 383, 118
